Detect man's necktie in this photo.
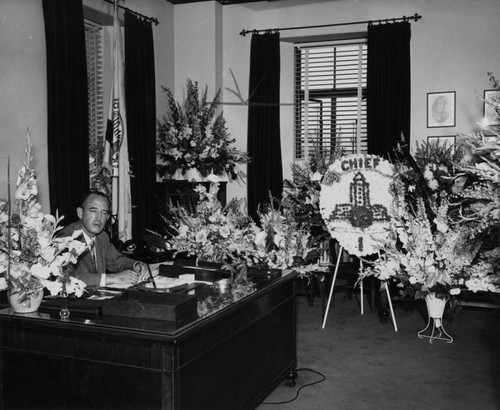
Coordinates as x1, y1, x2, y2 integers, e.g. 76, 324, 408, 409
90, 239, 97, 267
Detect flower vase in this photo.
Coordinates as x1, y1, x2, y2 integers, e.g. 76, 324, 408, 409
8, 289, 43, 314
59, 285, 70, 320
417, 293, 453, 343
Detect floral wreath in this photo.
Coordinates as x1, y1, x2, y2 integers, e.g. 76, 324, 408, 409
319, 154, 394, 256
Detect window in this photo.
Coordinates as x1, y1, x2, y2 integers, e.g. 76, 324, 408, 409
294, 39, 367, 160
84, 19, 105, 168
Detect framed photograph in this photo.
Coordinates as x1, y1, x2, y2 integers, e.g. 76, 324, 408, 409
427, 91, 456, 128
427, 135, 456, 153
483, 90, 500, 126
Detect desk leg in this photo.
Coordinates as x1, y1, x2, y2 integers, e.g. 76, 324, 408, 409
285, 369, 298, 387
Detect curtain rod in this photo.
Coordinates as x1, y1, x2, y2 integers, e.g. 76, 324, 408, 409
104, 0, 159, 25
239, 13, 421, 37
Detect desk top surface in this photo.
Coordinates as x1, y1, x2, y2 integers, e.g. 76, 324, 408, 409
0, 265, 296, 338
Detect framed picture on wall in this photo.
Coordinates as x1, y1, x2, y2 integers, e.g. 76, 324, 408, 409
427, 91, 456, 128
427, 135, 456, 153
483, 90, 500, 126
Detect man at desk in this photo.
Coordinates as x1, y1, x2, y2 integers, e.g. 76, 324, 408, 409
59, 191, 150, 288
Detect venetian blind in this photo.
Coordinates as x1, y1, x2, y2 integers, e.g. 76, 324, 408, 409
84, 20, 105, 165
294, 39, 367, 160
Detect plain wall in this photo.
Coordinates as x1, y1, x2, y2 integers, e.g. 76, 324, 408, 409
0, 0, 47, 206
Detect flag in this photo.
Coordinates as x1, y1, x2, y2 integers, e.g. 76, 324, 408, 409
104, 1, 132, 241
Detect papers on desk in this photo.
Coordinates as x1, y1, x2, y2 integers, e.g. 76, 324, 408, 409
145, 274, 195, 290
87, 289, 124, 300
101, 282, 131, 289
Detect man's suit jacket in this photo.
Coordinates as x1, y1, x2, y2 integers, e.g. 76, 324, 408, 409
59, 221, 137, 286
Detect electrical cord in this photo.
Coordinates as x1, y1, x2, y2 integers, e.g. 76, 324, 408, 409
260, 367, 326, 405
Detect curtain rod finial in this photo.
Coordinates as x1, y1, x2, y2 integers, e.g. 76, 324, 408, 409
240, 29, 247, 36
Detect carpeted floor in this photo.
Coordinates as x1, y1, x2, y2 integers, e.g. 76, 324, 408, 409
258, 288, 500, 410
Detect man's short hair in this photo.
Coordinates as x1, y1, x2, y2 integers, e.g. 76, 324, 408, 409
80, 191, 110, 209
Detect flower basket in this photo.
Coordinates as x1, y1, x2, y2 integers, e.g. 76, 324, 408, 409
156, 79, 249, 182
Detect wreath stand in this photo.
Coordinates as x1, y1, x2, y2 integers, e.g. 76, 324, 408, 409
321, 245, 398, 331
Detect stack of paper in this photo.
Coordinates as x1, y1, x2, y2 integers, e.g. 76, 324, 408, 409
145, 274, 195, 289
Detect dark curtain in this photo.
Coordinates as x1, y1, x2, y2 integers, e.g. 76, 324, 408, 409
124, 13, 156, 238
367, 22, 411, 158
247, 32, 282, 222
43, 0, 89, 223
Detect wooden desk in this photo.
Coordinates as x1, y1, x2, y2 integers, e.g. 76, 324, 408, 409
0, 271, 297, 409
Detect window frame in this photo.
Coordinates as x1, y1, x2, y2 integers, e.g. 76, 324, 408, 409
294, 38, 368, 160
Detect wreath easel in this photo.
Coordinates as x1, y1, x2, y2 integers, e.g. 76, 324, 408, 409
319, 154, 398, 331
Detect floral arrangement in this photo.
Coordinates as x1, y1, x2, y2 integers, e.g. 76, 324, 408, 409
360, 140, 500, 299
453, 131, 499, 235
281, 150, 339, 247
360, 196, 497, 299
252, 201, 323, 273
0, 133, 87, 304
172, 183, 256, 266
156, 79, 250, 180
169, 184, 324, 275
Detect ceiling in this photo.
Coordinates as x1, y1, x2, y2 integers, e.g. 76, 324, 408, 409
167, 0, 276, 4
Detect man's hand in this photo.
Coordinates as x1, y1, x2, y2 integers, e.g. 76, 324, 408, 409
133, 261, 150, 283
105, 270, 141, 287
104, 263, 150, 287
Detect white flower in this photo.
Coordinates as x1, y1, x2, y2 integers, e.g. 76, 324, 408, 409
178, 225, 189, 237
465, 278, 485, 293
434, 218, 449, 233
66, 276, 86, 298
273, 234, 285, 248
39, 243, 57, 263
40, 279, 63, 297
428, 178, 439, 190
195, 229, 208, 244
219, 226, 230, 238
31, 262, 52, 280
70, 240, 87, 255
475, 162, 494, 173
310, 171, 322, 181
254, 231, 267, 248
207, 173, 224, 183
